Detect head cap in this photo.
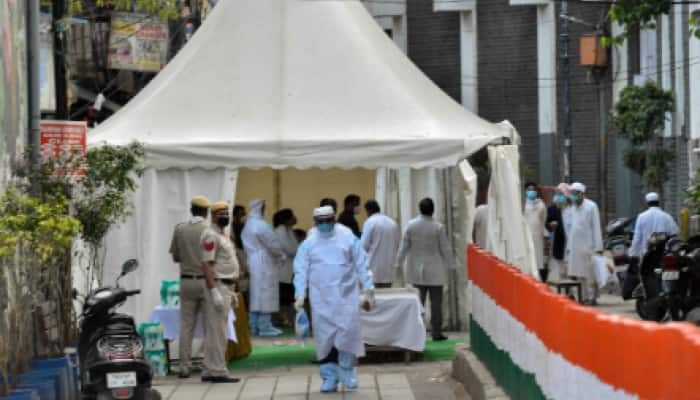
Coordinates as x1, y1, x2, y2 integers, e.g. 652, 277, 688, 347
556, 183, 571, 196
571, 182, 586, 193
646, 192, 660, 203
211, 201, 229, 213
191, 196, 211, 209
313, 206, 335, 219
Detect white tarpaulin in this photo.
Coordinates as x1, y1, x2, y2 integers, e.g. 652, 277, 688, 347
485, 145, 539, 278
87, 0, 521, 325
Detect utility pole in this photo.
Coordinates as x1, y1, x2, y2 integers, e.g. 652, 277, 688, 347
560, 0, 572, 183
27, 0, 41, 166
52, 0, 69, 119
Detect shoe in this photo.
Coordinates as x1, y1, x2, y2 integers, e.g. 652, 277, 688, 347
432, 335, 448, 341
203, 376, 240, 383
320, 363, 339, 393
338, 352, 358, 390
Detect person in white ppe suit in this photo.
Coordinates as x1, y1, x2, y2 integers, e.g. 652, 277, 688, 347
360, 200, 400, 288
293, 206, 375, 393
273, 208, 299, 327
397, 198, 454, 341
629, 192, 679, 258
565, 182, 603, 305
242, 199, 286, 336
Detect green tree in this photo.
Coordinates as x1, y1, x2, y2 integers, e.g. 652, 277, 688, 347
55, 0, 180, 20
611, 81, 674, 199
607, 0, 700, 44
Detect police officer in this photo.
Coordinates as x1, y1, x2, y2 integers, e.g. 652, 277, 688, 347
201, 201, 241, 383
169, 195, 210, 379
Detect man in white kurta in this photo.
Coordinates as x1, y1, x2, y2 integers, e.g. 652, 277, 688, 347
523, 182, 547, 270
629, 192, 679, 258
360, 200, 400, 288
241, 199, 285, 336
565, 183, 603, 304
293, 206, 375, 393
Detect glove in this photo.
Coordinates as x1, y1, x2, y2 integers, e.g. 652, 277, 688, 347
210, 288, 225, 310
366, 289, 376, 308
294, 295, 305, 312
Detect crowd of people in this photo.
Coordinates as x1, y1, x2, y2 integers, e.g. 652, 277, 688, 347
169, 193, 454, 390
477, 181, 680, 306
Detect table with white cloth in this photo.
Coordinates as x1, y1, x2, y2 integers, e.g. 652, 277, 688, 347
360, 288, 426, 361
149, 305, 236, 373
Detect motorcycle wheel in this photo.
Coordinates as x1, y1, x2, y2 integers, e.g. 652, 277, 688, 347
686, 308, 700, 326
635, 297, 667, 321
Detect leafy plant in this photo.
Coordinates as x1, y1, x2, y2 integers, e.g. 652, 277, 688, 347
64, 0, 180, 19
607, 0, 700, 45
685, 169, 700, 215
611, 81, 674, 198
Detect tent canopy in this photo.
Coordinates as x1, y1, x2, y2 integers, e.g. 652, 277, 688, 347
88, 0, 513, 169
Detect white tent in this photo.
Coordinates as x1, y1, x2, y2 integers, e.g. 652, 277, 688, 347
86, 0, 531, 326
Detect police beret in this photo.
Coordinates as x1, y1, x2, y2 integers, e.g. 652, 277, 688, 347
191, 196, 211, 208
211, 201, 229, 212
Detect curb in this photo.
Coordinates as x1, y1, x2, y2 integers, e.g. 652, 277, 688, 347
451, 344, 510, 400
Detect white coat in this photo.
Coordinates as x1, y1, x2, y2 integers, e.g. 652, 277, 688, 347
524, 199, 547, 269
565, 199, 603, 280
629, 207, 680, 257
473, 204, 489, 249
397, 215, 454, 286
274, 225, 298, 284
293, 225, 374, 360
360, 213, 400, 284
241, 203, 285, 313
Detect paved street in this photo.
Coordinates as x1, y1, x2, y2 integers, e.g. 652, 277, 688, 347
153, 362, 469, 400
595, 293, 638, 320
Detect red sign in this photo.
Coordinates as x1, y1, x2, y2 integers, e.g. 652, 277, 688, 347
40, 120, 87, 175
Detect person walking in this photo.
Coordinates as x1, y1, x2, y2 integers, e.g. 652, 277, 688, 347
273, 208, 299, 327
360, 200, 400, 288
546, 183, 571, 281
168, 196, 210, 379
396, 198, 453, 341
200, 201, 240, 383
629, 192, 680, 259
338, 194, 362, 237
566, 183, 604, 305
524, 182, 547, 271
294, 206, 375, 392
242, 199, 285, 336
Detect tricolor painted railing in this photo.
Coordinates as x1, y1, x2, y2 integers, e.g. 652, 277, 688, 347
468, 245, 700, 400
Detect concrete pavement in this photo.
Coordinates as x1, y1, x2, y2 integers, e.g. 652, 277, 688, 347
153, 362, 469, 400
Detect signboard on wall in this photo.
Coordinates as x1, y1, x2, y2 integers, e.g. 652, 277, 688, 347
108, 12, 169, 72
40, 120, 87, 175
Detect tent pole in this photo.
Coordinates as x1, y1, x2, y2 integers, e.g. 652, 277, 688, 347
443, 168, 459, 331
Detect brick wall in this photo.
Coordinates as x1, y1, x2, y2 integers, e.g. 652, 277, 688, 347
406, 0, 461, 102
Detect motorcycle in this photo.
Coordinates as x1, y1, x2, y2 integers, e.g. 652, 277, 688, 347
631, 232, 670, 321
76, 259, 161, 400
604, 217, 634, 283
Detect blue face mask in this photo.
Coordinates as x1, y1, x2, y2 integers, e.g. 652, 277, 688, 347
526, 190, 537, 200
554, 194, 566, 205
570, 195, 579, 204
318, 223, 334, 233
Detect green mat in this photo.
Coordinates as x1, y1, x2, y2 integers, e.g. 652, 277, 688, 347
229, 339, 465, 371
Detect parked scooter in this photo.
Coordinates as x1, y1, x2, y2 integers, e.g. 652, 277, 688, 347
631, 232, 670, 321
604, 217, 634, 282
76, 260, 160, 400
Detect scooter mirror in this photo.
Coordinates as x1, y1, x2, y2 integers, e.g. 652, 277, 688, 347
121, 259, 139, 276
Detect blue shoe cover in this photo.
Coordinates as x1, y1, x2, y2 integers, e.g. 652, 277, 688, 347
320, 363, 339, 392
339, 352, 358, 390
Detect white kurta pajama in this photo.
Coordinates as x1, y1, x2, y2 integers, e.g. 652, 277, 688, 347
524, 199, 547, 270
629, 207, 679, 258
565, 199, 603, 301
360, 213, 400, 285
293, 225, 374, 360
242, 203, 285, 314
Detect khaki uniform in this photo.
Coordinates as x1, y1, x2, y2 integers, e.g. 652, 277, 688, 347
169, 217, 208, 375
201, 225, 240, 377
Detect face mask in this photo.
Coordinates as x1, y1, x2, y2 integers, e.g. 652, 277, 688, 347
353, 206, 360, 216
318, 223, 334, 233
526, 190, 537, 201
554, 194, 566, 205
570, 195, 580, 204
217, 217, 230, 227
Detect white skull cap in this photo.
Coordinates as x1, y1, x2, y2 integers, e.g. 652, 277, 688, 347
646, 192, 659, 203
313, 206, 335, 218
248, 198, 264, 209
571, 182, 586, 193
